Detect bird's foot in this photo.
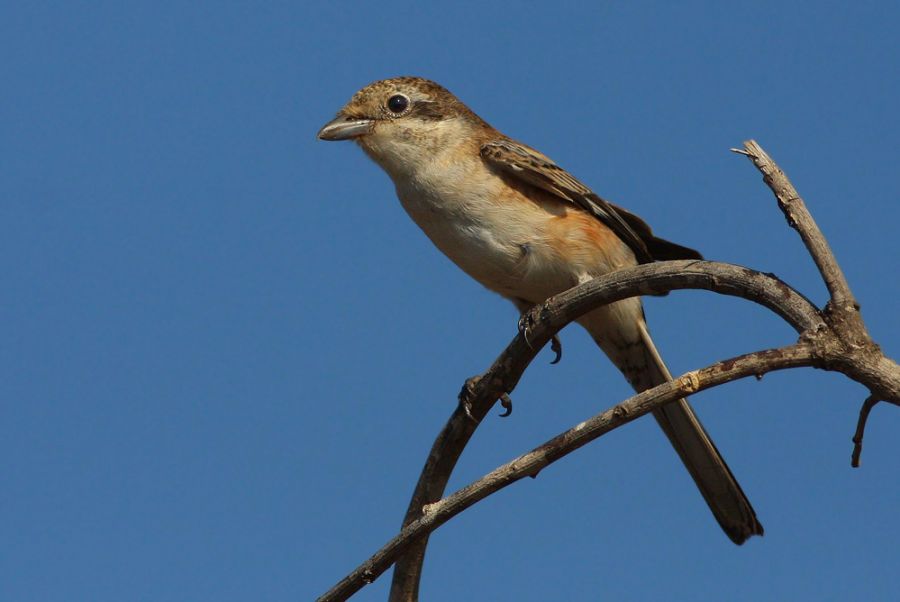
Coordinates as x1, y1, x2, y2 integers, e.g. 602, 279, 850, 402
458, 375, 514, 419
518, 306, 561, 364
517, 312, 535, 347
458, 376, 481, 421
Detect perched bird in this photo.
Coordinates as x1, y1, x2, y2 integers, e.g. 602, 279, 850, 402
317, 76, 763, 544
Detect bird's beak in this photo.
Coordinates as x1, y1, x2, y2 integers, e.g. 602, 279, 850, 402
317, 115, 374, 141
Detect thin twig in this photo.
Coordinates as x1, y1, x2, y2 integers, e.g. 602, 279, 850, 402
736, 140, 856, 311
317, 345, 815, 602
851, 395, 880, 468
851, 396, 900, 467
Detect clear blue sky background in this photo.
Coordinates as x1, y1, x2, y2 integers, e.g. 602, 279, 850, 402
2, 2, 898, 601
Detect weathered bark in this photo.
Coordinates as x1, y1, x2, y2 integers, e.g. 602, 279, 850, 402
315, 141, 899, 602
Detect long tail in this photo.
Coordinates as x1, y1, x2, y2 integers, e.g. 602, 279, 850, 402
581, 303, 763, 544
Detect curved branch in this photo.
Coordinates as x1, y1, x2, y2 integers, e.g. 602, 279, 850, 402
318, 140, 899, 601
386, 261, 822, 601
541, 260, 822, 337
318, 344, 815, 602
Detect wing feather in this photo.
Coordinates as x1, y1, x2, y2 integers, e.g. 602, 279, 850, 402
481, 139, 701, 264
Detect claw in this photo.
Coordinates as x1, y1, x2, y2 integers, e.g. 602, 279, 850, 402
458, 376, 480, 421
517, 314, 532, 347
460, 376, 513, 419
517, 312, 536, 348
549, 334, 563, 364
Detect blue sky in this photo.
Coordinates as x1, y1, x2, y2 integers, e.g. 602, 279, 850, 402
2, 2, 898, 601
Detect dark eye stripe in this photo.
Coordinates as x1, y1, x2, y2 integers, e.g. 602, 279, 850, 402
407, 101, 445, 121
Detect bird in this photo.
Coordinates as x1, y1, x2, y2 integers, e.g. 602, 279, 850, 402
317, 76, 763, 545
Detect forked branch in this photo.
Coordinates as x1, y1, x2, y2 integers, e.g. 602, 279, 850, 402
316, 141, 900, 602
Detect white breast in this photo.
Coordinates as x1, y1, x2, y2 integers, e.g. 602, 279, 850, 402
394, 157, 579, 302
364, 117, 592, 303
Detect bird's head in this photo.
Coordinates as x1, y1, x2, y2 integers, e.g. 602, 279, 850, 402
317, 77, 490, 178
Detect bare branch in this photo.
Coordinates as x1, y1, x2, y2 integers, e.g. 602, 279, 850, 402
851, 395, 880, 468
735, 140, 900, 457
387, 260, 821, 601
317, 140, 900, 601
384, 142, 899, 600
735, 140, 856, 311
851, 396, 900, 467
318, 344, 814, 602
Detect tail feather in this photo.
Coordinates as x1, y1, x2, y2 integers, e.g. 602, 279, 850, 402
635, 322, 763, 545
580, 301, 762, 545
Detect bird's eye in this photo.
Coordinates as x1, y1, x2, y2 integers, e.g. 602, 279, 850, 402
387, 94, 409, 114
